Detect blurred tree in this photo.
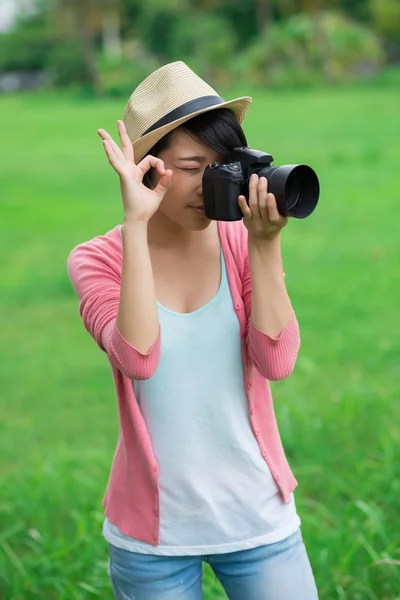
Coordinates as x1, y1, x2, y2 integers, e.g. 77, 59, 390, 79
274, 0, 369, 20
190, 0, 228, 77
0, 10, 51, 72
255, 0, 273, 32
370, 0, 400, 45
0, 0, 393, 91
50, 0, 122, 89
337, 0, 369, 22
101, 0, 122, 59
240, 10, 384, 86
122, 0, 237, 81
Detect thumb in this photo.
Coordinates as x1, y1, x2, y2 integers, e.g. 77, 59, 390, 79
153, 170, 173, 199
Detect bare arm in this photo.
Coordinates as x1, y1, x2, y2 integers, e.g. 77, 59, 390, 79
117, 220, 159, 354
248, 235, 293, 339
239, 174, 300, 380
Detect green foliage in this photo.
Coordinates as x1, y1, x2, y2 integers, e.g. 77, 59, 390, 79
239, 11, 385, 87
96, 53, 159, 96
124, 5, 238, 78
182, 14, 239, 86
0, 0, 397, 93
46, 43, 89, 87
370, 0, 400, 42
133, 5, 183, 58
196, 15, 238, 69
0, 14, 51, 72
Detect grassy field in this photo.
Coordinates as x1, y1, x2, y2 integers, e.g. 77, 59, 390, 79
0, 83, 399, 599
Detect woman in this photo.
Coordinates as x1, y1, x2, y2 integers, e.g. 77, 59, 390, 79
68, 61, 318, 600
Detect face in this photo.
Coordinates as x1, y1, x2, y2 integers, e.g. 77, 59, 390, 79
153, 129, 223, 232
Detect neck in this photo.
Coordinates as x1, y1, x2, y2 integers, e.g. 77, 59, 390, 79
147, 210, 218, 250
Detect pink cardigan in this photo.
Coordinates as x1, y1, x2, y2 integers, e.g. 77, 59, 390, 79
67, 220, 300, 546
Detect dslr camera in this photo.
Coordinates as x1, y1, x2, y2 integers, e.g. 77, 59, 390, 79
202, 147, 320, 221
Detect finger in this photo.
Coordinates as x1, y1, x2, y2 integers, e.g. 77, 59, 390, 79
102, 139, 120, 172
249, 173, 261, 220
98, 128, 124, 161
238, 195, 251, 219
137, 155, 166, 178
266, 192, 283, 224
258, 177, 270, 222
117, 120, 134, 163
98, 129, 124, 160
153, 169, 173, 199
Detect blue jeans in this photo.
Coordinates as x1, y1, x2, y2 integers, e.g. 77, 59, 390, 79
108, 529, 319, 599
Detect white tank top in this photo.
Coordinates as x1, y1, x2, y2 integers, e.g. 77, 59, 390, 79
103, 247, 300, 555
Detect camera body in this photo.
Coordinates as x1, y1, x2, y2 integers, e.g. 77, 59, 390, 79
202, 147, 320, 221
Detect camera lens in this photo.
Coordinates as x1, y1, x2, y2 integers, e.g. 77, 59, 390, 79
262, 164, 319, 218
284, 166, 319, 217
285, 171, 302, 210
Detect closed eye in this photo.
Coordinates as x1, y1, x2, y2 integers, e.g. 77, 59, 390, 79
180, 168, 200, 172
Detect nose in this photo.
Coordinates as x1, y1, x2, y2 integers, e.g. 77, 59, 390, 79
197, 173, 204, 196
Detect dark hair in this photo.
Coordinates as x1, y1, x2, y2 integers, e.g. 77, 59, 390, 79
142, 108, 248, 189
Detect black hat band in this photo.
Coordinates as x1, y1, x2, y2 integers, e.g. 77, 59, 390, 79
142, 95, 225, 136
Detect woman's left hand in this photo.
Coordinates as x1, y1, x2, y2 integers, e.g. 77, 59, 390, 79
238, 174, 288, 242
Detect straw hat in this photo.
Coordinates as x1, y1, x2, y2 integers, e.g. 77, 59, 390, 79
123, 61, 252, 163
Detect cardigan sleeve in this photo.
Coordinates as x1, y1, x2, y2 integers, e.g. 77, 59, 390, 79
242, 252, 300, 381
67, 239, 160, 380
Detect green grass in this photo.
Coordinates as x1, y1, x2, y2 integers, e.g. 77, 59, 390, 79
0, 84, 399, 599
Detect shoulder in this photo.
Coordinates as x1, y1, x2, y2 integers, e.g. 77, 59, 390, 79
67, 224, 123, 279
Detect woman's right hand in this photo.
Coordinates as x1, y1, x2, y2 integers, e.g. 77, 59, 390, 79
97, 120, 172, 223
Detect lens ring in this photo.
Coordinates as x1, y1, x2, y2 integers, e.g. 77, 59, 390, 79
286, 172, 301, 210
284, 165, 319, 218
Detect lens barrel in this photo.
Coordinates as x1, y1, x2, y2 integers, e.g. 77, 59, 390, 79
257, 164, 319, 218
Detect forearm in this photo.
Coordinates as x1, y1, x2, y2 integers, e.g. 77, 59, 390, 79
117, 219, 159, 354
248, 235, 294, 339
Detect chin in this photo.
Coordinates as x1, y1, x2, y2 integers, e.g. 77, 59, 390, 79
157, 207, 211, 230
187, 217, 212, 231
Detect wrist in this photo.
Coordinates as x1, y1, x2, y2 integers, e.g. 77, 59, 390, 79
121, 218, 149, 240
248, 234, 284, 276
248, 232, 281, 254
123, 215, 149, 229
